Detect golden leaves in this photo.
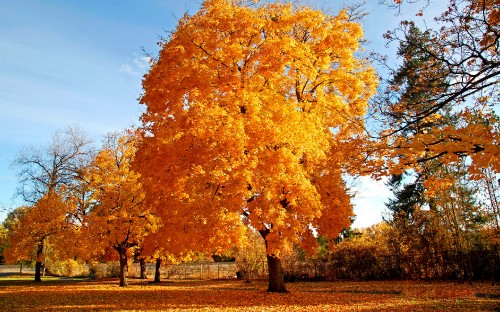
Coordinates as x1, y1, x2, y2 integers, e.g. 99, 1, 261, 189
136, 0, 378, 260
378, 107, 500, 181
4, 192, 70, 263
83, 132, 159, 258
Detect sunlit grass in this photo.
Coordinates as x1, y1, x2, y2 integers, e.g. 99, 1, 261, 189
0, 278, 498, 311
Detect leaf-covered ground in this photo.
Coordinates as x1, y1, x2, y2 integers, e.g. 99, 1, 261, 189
0, 277, 498, 311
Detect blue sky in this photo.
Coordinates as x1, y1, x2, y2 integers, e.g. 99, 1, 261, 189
0, 0, 445, 227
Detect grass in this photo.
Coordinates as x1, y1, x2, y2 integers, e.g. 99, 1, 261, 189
0, 274, 88, 282
0, 276, 498, 311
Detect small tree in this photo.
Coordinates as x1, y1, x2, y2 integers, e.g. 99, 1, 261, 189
4, 193, 70, 281
8, 126, 94, 282
83, 131, 159, 287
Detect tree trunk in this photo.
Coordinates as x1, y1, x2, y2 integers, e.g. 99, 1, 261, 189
116, 246, 129, 287
139, 257, 147, 280
34, 241, 43, 282
154, 258, 161, 283
266, 254, 287, 293
258, 228, 288, 293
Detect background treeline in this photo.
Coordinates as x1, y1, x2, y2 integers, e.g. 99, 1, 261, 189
277, 164, 500, 282
327, 221, 499, 282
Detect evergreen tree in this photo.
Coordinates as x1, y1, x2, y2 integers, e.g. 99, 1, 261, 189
385, 173, 424, 219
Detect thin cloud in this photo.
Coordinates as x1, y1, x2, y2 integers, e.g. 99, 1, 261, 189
120, 56, 151, 76
352, 176, 391, 200
133, 56, 151, 70
120, 64, 139, 76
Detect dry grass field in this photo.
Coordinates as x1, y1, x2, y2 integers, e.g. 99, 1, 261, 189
0, 276, 499, 311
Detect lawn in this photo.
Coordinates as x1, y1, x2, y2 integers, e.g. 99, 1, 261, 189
0, 277, 498, 311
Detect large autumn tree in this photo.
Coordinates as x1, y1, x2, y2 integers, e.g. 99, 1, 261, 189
135, 0, 377, 292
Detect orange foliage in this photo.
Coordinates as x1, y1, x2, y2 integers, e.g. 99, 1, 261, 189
4, 193, 71, 264
82, 132, 159, 260
135, 0, 377, 261
377, 107, 500, 184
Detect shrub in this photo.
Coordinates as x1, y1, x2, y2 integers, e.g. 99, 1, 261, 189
46, 259, 89, 277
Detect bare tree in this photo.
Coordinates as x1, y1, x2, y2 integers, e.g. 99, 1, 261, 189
12, 125, 94, 204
